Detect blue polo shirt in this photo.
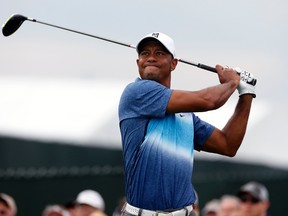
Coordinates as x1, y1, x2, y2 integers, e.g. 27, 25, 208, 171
118, 78, 214, 210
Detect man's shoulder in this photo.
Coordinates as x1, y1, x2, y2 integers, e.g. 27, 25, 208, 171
124, 78, 165, 93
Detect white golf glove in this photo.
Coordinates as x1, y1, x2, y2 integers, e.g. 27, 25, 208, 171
234, 67, 257, 98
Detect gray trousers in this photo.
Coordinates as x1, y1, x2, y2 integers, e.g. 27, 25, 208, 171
121, 209, 196, 216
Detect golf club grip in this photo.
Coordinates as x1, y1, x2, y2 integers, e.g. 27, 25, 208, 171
197, 64, 217, 73
199, 64, 257, 86
248, 78, 257, 86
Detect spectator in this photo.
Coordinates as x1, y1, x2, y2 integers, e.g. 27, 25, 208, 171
193, 190, 200, 216
64, 202, 78, 216
218, 195, 241, 216
0, 193, 17, 216
74, 189, 106, 216
42, 204, 70, 216
89, 211, 107, 216
201, 199, 220, 216
237, 181, 270, 216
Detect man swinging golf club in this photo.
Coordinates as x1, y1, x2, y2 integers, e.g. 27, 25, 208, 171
2, 14, 257, 215
118, 32, 256, 216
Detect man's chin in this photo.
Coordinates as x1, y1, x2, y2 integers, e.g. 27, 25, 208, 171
142, 73, 159, 81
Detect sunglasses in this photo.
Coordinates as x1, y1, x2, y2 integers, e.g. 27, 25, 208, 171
239, 196, 260, 204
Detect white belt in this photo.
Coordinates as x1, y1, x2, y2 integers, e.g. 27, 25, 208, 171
124, 203, 193, 216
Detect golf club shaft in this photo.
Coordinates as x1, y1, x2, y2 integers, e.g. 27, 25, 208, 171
3, 14, 257, 85
177, 58, 217, 72
27, 18, 135, 49
26, 17, 218, 74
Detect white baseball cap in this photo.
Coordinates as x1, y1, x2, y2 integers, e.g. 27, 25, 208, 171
75, 189, 105, 211
136, 32, 176, 58
201, 199, 220, 215
0, 193, 17, 216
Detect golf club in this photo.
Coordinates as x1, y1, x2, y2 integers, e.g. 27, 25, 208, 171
2, 14, 256, 85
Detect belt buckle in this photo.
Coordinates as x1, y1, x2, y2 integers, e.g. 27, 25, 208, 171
155, 211, 172, 216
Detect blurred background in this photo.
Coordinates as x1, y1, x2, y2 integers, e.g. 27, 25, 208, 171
0, 0, 287, 215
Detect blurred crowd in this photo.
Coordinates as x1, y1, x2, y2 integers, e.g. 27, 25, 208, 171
198, 181, 270, 216
0, 181, 270, 216
0, 189, 110, 216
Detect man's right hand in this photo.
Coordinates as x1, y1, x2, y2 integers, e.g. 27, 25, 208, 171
216, 64, 240, 86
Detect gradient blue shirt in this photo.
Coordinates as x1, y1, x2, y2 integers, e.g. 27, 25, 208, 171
118, 78, 214, 210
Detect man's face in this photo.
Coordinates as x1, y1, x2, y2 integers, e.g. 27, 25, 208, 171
238, 193, 269, 216
0, 202, 13, 216
219, 199, 240, 216
137, 41, 177, 87
76, 204, 98, 216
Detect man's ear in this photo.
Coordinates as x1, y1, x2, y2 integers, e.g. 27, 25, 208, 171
171, 58, 178, 71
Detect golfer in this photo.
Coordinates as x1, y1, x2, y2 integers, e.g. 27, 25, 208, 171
118, 32, 256, 216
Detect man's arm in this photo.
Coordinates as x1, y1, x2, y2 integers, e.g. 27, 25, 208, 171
167, 64, 240, 113
202, 67, 257, 157
166, 64, 256, 157
202, 95, 253, 157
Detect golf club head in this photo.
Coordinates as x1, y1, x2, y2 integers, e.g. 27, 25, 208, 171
2, 14, 28, 37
